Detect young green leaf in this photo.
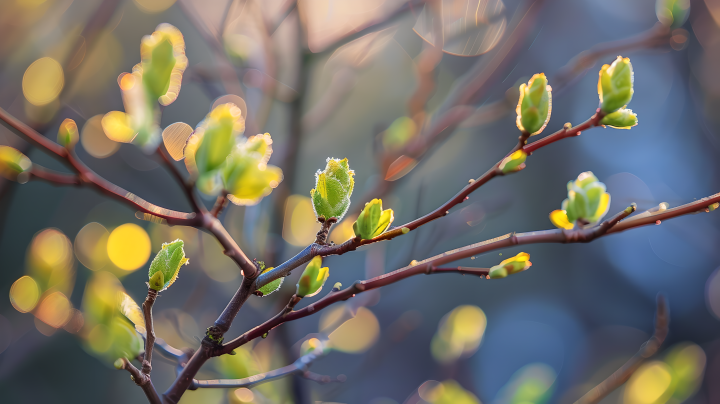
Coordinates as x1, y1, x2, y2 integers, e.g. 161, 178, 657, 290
598, 56, 634, 114
221, 133, 283, 206
140, 23, 188, 106
498, 150, 527, 174
296, 256, 330, 298
599, 108, 638, 129
488, 252, 532, 279
549, 171, 610, 229
256, 265, 283, 296
0, 146, 32, 182
516, 73, 552, 136
353, 199, 394, 240
57, 118, 79, 148
147, 239, 189, 292
311, 158, 355, 221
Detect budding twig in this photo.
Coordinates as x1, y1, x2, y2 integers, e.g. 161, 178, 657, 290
141, 288, 158, 375
116, 358, 162, 404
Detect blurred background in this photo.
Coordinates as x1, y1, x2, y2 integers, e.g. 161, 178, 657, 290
0, 0, 718, 403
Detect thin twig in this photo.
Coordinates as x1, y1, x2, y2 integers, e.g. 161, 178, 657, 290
116, 358, 162, 404
191, 344, 326, 389
141, 288, 158, 375
574, 294, 669, 404
156, 146, 204, 214
209, 190, 229, 218
28, 165, 81, 185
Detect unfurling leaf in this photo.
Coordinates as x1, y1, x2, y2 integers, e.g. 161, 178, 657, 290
296, 256, 330, 298
600, 108, 638, 129
488, 252, 532, 279
109, 316, 144, 361
499, 150, 527, 174
656, 0, 690, 28
185, 103, 244, 195
57, 118, 79, 147
0, 146, 32, 182
598, 56, 634, 114
148, 239, 189, 291
139, 23, 188, 106
221, 133, 283, 206
353, 199, 394, 240
551, 172, 610, 229
516, 73, 552, 135
311, 158, 355, 221
117, 291, 144, 329
257, 265, 283, 296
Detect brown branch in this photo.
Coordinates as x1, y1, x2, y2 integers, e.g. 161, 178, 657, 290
258, 109, 606, 288
209, 190, 229, 218
574, 294, 669, 404
116, 358, 162, 404
155, 146, 204, 214
141, 288, 158, 376
28, 165, 81, 186
222, 204, 653, 354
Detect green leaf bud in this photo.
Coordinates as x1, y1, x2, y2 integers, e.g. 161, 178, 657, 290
489, 252, 531, 279
550, 172, 610, 229
148, 239, 189, 292
185, 103, 244, 194
57, 118, 79, 148
221, 134, 283, 206
353, 199, 394, 240
709, 202, 719, 212
600, 108, 638, 129
257, 266, 283, 296
109, 317, 144, 361
0, 145, 32, 182
598, 56, 634, 113
311, 158, 355, 221
498, 150, 527, 174
296, 256, 330, 298
114, 358, 124, 369
656, 0, 690, 28
139, 23, 188, 106
516, 73, 552, 135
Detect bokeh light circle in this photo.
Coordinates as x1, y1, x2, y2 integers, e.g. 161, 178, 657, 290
9, 276, 40, 313
81, 115, 119, 158
106, 223, 151, 271
22, 57, 64, 106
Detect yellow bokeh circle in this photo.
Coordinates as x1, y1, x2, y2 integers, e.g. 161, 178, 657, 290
22, 57, 64, 106
107, 223, 151, 271
9, 276, 40, 313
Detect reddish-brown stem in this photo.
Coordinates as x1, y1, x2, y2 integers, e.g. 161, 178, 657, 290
142, 288, 158, 375
117, 358, 162, 404
524, 109, 605, 154
28, 165, 81, 185
223, 205, 643, 354
155, 146, 204, 214
574, 295, 669, 404
209, 191, 228, 218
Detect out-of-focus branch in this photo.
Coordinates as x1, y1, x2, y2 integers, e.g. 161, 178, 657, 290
311, 0, 427, 56
191, 344, 329, 389
116, 358, 162, 404
267, 0, 297, 36
28, 165, 81, 185
574, 295, 669, 404
553, 23, 672, 94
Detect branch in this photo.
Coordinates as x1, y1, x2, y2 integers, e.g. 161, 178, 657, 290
258, 109, 606, 288
116, 358, 162, 404
209, 190, 229, 218
0, 107, 199, 225
141, 288, 158, 376
192, 343, 327, 389
155, 146, 204, 214
574, 294, 669, 404
28, 165, 81, 186
553, 23, 672, 95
